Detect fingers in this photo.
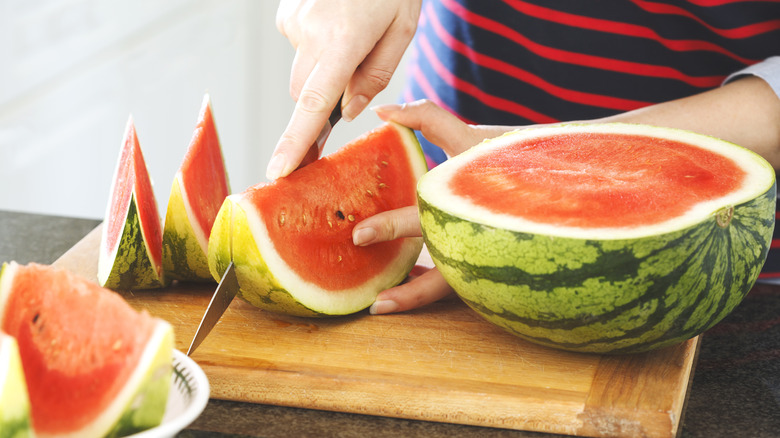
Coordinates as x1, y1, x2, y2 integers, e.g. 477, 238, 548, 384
373, 99, 518, 157
268, 60, 351, 180
342, 3, 420, 121
271, 1, 423, 181
369, 267, 453, 314
352, 206, 421, 246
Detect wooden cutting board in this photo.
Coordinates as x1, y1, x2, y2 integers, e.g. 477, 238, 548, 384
53, 225, 698, 438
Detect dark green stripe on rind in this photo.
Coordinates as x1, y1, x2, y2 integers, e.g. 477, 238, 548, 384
419, 184, 775, 354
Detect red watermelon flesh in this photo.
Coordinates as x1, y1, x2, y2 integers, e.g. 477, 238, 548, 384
180, 95, 230, 238
245, 124, 420, 291
452, 132, 745, 228
106, 118, 163, 268
0, 263, 164, 435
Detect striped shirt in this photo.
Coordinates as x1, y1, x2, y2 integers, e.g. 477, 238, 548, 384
400, 0, 780, 277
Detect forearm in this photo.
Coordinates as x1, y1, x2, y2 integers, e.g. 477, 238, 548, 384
596, 76, 780, 169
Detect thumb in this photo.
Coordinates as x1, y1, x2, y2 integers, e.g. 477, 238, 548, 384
372, 99, 477, 157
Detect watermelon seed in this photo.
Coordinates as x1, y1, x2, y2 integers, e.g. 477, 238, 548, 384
113, 339, 123, 351
366, 189, 374, 197
378, 183, 388, 189
338, 255, 343, 262
32, 312, 40, 324
336, 210, 345, 220
348, 214, 355, 222
381, 160, 389, 166
279, 213, 286, 225
328, 220, 333, 228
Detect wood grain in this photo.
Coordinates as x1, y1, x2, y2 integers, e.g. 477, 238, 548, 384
53, 225, 698, 437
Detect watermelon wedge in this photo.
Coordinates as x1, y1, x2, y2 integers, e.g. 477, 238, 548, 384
208, 122, 428, 316
163, 94, 231, 282
0, 332, 32, 438
418, 123, 776, 354
98, 116, 166, 291
0, 262, 174, 438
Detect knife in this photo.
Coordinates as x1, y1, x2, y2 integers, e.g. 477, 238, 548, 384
186, 98, 344, 356
297, 94, 343, 168
187, 261, 239, 356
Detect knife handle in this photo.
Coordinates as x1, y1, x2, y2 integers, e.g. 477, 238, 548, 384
297, 95, 343, 169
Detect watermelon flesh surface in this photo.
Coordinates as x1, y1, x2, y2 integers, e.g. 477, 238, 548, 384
179, 94, 230, 247
0, 262, 172, 436
453, 132, 745, 228
250, 124, 419, 290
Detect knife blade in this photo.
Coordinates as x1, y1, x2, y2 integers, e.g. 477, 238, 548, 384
297, 94, 343, 169
187, 261, 239, 356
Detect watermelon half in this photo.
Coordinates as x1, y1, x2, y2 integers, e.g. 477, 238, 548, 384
0, 332, 32, 438
0, 262, 174, 438
163, 94, 231, 282
98, 116, 166, 290
418, 123, 776, 354
208, 122, 428, 316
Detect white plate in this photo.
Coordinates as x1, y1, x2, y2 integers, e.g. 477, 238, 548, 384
127, 350, 210, 438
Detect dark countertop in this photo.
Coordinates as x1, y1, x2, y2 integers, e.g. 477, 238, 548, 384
2, 209, 779, 438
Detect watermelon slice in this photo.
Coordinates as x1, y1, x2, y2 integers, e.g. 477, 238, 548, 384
0, 332, 32, 437
418, 123, 776, 354
208, 122, 428, 316
163, 94, 231, 282
98, 116, 166, 290
0, 262, 174, 438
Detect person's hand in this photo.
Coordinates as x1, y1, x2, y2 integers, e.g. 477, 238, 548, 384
269, 0, 422, 180
353, 100, 518, 314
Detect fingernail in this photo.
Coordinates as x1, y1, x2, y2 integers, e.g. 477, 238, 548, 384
266, 153, 287, 180
342, 95, 369, 122
369, 299, 399, 315
353, 227, 377, 246
370, 103, 403, 119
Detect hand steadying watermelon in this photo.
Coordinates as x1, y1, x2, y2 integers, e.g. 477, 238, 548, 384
208, 122, 428, 317
417, 122, 775, 354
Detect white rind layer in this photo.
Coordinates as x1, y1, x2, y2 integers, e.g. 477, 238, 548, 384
418, 123, 776, 240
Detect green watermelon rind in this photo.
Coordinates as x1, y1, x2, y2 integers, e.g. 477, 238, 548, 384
418, 123, 777, 354
0, 334, 33, 438
99, 194, 167, 291
162, 176, 213, 283
420, 185, 775, 354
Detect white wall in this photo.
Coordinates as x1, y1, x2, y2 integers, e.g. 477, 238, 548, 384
0, 0, 407, 219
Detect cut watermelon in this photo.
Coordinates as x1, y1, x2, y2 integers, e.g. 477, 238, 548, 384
208, 122, 428, 316
0, 262, 173, 438
418, 123, 776, 354
98, 116, 166, 290
0, 332, 32, 438
163, 94, 231, 282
